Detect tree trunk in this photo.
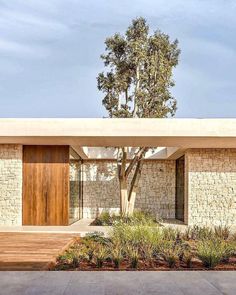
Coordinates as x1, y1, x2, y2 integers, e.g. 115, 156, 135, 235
127, 191, 136, 215
127, 159, 143, 215
133, 64, 140, 117
119, 176, 128, 214
118, 147, 146, 216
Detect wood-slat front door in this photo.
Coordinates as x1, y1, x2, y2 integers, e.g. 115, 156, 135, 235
23, 145, 69, 225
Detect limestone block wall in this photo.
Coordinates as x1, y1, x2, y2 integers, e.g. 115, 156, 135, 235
186, 149, 236, 227
0, 145, 22, 225
69, 160, 80, 224
82, 160, 176, 219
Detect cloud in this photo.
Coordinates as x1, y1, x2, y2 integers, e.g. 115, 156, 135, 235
0, 0, 235, 117
0, 9, 68, 31
0, 38, 50, 59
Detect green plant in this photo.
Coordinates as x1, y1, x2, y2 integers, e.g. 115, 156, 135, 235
57, 249, 80, 267
126, 246, 139, 269
93, 210, 158, 226
231, 232, 236, 242
162, 227, 180, 241
182, 226, 214, 241
80, 239, 97, 262
93, 211, 114, 226
182, 250, 193, 268
84, 231, 110, 245
97, 17, 180, 216
111, 244, 123, 268
197, 239, 233, 269
57, 253, 69, 264
93, 244, 109, 268
214, 225, 230, 240
128, 211, 158, 226
161, 241, 180, 268
141, 243, 155, 266
111, 222, 163, 264
221, 242, 235, 262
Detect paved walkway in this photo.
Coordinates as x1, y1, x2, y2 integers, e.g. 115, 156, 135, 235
0, 271, 235, 295
0, 219, 110, 236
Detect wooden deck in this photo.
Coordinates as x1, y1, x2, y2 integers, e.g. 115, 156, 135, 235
0, 232, 78, 270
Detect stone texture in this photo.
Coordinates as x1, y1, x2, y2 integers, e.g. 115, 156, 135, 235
185, 149, 236, 226
69, 160, 81, 223
0, 144, 22, 225
82, 160, 176, 219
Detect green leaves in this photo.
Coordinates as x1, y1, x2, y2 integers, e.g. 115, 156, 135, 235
97, 17, 180, 119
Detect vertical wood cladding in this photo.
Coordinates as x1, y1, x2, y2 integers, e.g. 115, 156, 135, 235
23, 146, 69, 225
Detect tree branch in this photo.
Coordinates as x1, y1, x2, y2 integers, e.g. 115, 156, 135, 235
128, 159, 144, 202
133, 64, 140, 117
125, 147, 147, 177
120, 147, 127, 178
117, 147, 122, 178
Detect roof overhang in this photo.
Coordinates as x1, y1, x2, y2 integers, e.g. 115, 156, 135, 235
1, 119, 236, 159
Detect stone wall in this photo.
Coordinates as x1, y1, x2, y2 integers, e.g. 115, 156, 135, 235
186, 149, 236, 226
82, 160, 176, 219
69, 160, 80, 224
0, 145, 22, 225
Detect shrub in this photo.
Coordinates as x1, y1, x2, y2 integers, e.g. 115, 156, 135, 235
162, 227, 180, 241
93, 210, 158, 226
93, 211, 114, 226
110, 223, 162, 251
197, 239, 233, 269
126, 245, 139, 269
80, 239, 97, 262
182, 226, 214, 241
84, 231, 110, 245
161, 241, 180, 268
57, 253, 70, 264
128, 211, 158, 226
221, 242, 235, 262
93, 244, 109, 268
214, 225, 230, 240
231, 232, 236, 242
111, 244, 123, 268
57, 249, 80, 267
141, 243, 155, 266
182, 250, 193, 268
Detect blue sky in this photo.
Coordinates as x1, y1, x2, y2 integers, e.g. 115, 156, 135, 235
0, 0, 235, 118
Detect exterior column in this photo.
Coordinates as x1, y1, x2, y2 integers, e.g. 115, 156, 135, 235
0, 144, 22, 226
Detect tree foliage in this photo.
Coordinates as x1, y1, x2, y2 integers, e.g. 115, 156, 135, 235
97, 17, 180, 215
97, 17, 180, 119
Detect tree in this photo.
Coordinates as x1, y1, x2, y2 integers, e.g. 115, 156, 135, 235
97, 17, 180, 215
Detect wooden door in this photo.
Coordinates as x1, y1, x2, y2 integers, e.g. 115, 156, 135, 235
23, 146, 69, 225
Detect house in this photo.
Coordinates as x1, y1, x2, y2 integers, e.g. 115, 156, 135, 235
0, 118, 236, 227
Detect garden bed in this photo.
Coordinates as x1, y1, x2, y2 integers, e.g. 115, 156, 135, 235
54, 254, 236, 271
53, 219, 236, 271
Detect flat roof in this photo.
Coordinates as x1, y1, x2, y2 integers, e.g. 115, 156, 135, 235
0, 118, 236, 149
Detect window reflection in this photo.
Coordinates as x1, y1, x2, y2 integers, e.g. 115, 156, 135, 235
69, 151, 83, 224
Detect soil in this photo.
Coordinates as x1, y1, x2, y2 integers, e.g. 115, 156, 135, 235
53, 257, 236, 271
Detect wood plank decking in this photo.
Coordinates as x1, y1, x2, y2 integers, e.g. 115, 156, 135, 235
0, 232, 78, 270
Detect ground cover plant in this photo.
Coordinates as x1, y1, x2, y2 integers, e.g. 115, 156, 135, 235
55, 213, 236, 271
91, 210, 158, 226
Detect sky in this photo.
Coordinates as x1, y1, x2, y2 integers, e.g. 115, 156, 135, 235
0, 0, 236, 118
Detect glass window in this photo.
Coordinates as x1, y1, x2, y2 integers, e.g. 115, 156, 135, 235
69, 149, 83, 224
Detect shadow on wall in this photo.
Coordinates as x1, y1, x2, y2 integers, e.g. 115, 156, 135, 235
82, 160, 176, 219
